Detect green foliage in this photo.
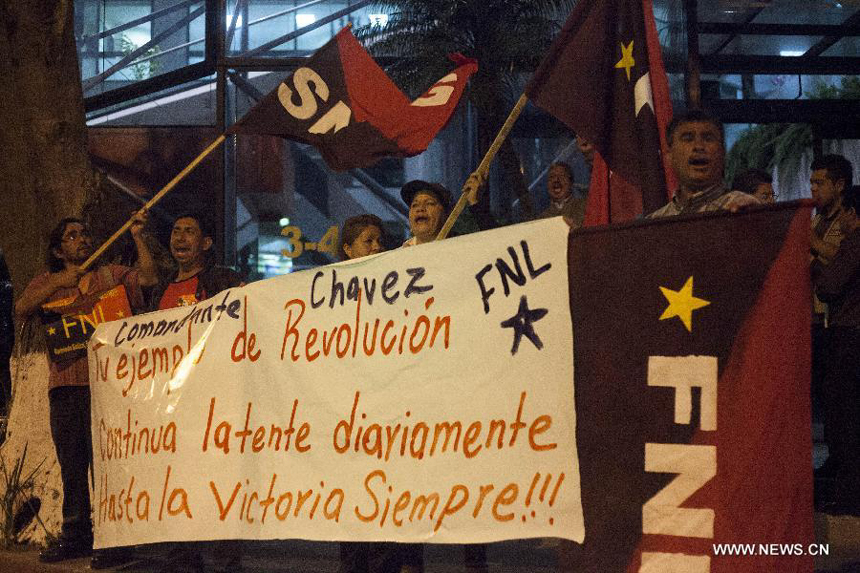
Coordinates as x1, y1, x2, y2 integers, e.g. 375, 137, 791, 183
356, 1, 574, 220
725, 76, 860, 183
118, 35, 162, 81
356, 1, 573, 104
0, 444, 46, 548
808, 75, 860, 100
725, 123, 813, 184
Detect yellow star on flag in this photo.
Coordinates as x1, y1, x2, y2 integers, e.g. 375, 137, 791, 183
115, 310, 124, 318
659, 276, 710, 332
47, 327, 56, 336
615, 40, 636, 81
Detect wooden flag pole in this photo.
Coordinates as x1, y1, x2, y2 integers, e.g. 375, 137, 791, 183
81, 134, 227, 271
435, 93, 529, 241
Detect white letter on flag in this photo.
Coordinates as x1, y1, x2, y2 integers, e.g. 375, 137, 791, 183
640, 551, 710, 573
642, 443, 716, 538
309, 101, 352, 134
278, 68, 330, 120
647, 356, 717, 431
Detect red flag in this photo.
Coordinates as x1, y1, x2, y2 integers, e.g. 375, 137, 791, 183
229, 28, 477, 171
569, 204, 814, 571
526, 0, 675, 224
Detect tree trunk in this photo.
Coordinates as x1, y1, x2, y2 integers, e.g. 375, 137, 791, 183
0, 0, 98, 290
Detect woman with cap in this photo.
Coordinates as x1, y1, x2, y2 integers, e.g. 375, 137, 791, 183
398, 179, 489, 572
400, 180, 454, 247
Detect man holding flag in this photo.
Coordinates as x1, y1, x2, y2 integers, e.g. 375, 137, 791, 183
520, 0, 760, 226
437, 0, 676, 237
15, 212, 156, 568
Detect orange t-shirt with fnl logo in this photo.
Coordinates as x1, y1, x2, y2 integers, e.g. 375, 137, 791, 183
159, 277, 202, 310
27, 265, 143, 389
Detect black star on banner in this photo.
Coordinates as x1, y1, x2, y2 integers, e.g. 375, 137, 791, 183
500, 295, 549, 355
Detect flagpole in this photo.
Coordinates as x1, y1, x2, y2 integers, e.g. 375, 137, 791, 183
81, 134, 227, 271
435, 93, 529, 241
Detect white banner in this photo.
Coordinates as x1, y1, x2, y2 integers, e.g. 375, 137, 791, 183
88, 218, 583, 548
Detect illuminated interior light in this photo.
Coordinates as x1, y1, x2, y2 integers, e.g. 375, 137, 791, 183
369, 14, 389, 26
296, 13, 316, 27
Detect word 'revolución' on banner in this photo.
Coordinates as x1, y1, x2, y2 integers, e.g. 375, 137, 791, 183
88, 218, 583, 548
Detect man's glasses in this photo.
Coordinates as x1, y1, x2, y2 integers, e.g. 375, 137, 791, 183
61, 229, 92, 243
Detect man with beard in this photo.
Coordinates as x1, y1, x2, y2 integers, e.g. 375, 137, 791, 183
648, 109, 759, 218
15, 213, 156, 568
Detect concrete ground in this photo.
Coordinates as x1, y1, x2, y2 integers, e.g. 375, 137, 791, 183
0, 529, 858, 573
0, 539, 561, 573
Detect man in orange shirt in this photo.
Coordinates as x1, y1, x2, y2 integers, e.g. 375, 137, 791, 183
147, 212, 244, 572
148, 213, 243, 312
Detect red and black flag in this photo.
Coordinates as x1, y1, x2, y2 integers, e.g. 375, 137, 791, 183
42, 285, 133, 365
526, 0, 676, 224
565, 203, 814, 572
228, 28, 477, 171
